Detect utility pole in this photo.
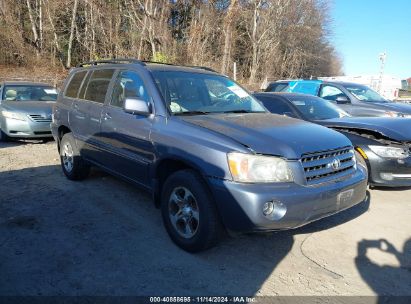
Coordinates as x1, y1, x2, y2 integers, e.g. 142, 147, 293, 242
378, 52, 387, 93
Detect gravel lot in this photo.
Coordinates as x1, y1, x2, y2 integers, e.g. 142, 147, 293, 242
0, 140, 410, 296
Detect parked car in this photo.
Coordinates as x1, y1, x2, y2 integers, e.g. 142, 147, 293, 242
264, 80, 411, 118
0, 81, 57, 141
254, 92, 411, 187
52, 59, 368, 252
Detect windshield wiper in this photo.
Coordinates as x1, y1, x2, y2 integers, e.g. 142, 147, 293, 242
174, 111, 210, 116
222, 110, 265, 113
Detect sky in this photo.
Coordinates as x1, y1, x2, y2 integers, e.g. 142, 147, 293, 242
331, 0, 410, 79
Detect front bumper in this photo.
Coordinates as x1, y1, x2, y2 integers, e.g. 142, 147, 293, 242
362, 146, 411, 187
208, 166, 368, 232
1, 117, 53, 138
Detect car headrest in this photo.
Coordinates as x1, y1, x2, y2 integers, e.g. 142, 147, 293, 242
5, 89, 17, 100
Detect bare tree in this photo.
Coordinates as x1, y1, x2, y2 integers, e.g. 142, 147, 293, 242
66, 0, 79, 68
0, 0, 343, 82
25, 0, 40, 56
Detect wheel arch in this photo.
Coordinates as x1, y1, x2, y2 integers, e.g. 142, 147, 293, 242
151, 156, 211, 208
56, 125, 71, 151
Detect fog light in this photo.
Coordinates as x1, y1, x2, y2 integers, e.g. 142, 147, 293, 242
380, 173, 393, 181
263, 201, 274, 215
263, 200, 287, 220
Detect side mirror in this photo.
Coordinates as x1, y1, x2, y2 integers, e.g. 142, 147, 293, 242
335, 96, 350, 104
124, 98, 151, 116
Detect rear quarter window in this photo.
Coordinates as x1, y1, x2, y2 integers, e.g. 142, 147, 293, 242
266, 83, 289, 92
64, 71, 87, 98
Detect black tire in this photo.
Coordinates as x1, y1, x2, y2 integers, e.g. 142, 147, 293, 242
60, 133, 90, 180
161, 169, 222, 252
0, 128, 9, 142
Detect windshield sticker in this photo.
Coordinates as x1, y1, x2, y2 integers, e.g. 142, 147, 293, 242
227, 85, 249, 98
44, 89, 58, 94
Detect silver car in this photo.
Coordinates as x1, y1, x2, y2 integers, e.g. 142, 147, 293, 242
0, 81, 57, 141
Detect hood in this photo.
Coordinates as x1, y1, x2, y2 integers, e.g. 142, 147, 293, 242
1, 101, 54, 117
178, 113, 352, 159
319, 117, 411, 142
365, 101, 411, 115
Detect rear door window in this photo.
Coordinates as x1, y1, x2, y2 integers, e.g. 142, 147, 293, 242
65, 71, 87, 98
83, 69, 115, 103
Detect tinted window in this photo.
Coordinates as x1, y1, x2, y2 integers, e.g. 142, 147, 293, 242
78, 71, 92, 99
3, 85, 58, 101
266, 82, 289, 92
319, 85, 348, 102
83, 69, 114, 103
65, 71, 87, 98
257, 96, 294, 115
288, 95, 349, 120
111, 71, 149, 108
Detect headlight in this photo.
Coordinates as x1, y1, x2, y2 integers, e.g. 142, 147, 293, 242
354, 149, 367, 171
227, 152, 293, 183
368, 145, 409, 159
2, 110, 26, 121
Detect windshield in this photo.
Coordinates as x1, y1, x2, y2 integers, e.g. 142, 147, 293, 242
152, 71, 266, 114
344, 84, 388, 102
2, 85, 58, 102
289, 95, 349, 120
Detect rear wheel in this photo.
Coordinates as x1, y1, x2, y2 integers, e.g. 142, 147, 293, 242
161, 169, 222, 252
60, 133, 90, 180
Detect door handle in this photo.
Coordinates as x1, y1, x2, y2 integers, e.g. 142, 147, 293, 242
104, 113, 112, 120
73, 103, 79, 110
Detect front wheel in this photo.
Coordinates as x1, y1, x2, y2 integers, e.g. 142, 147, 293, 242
161, 170, 222, 252
60, 133, 90, 180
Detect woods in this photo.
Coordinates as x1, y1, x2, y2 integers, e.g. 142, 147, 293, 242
0, 0, 342, 85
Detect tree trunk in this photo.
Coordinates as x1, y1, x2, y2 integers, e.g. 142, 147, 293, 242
66, 0, 79, 68
26, 0, 40, 56
249, 1, 261, 84
42, 0, 63, 65
221, 0, 238, 75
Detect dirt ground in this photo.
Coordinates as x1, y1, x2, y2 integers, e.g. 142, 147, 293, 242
0, 140, 410, 296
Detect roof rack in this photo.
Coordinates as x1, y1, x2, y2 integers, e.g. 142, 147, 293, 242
77, 58, 145, 67
143, 61, 217, 73
187, 66, 218, 73
141, 60, 176, 66
77, 58, 218, 73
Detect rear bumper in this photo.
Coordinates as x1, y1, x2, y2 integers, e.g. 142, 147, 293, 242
1, 117, 52, 138
362, 146, 411, 187
208, 166, 368, 232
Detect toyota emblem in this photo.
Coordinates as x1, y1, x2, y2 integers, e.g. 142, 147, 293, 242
330, 158, 341, 170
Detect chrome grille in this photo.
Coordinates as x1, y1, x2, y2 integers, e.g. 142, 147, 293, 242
28, 114, 52, 123
301, 146, 356, 184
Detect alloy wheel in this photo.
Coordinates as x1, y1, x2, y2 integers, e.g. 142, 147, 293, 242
62, 142, 74, 173
168, 187, 200, 239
